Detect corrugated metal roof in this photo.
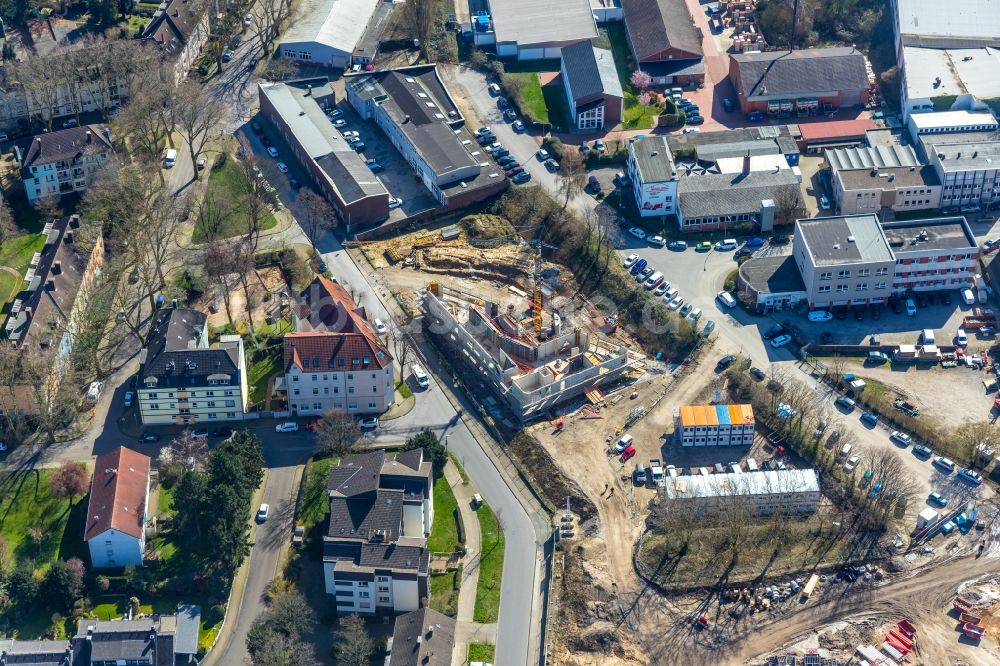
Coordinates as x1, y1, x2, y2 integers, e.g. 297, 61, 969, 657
827, 144, 920, 172
663, 469, 820, 500
280, 0, 381, 55
490, 0, 597, 46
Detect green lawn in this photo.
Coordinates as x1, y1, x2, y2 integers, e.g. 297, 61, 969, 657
427, 476, 460, 553
428, 570, 458, 618
191, 159, 277, 243
468, 643, 496, 662
506, 72, 549, 124
396, 380, 413, 399
300, 457, 337, 528
600, 23, 664, 130
0, 270, 24, 304
0, 232, 46, 274
247, 350, 281, 407
0, 468, 82, 568
473, 501, 505, 624
158, 482, 175, 514
91, 593, 222, 650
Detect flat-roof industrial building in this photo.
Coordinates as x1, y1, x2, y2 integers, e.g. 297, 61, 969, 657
278, 0, 385, 68
472, 0, 598, 60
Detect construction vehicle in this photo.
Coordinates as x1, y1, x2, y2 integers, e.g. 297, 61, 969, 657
893, 398, 920, 417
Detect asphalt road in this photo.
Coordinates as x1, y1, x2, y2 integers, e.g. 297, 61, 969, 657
313, 231, 545, 665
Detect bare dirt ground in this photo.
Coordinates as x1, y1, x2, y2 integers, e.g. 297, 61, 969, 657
194, 265, 288, 330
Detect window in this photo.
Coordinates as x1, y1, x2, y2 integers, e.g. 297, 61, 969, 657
294, 389, 300, 396
207, 401, 216, 407
227, 412, 236, 417
347, 374, 354, 380
292, 375, 299, 382
837, 270, 850, 279
313, 388, 319, 395
225, 400, 235, 407
225, 390, 233, 396
208, 413, 217, 419
314, 402, 322, 410
148, 393, 158, 399
348, 387, 355, 394
858, 269, 870, 277
311, 374, 317, 382
856, 283, 868, 292
875, 281, 886, 289
836, 284, 849, 293
369, 402, 377, 409
819, 272, 832, 280
818, 286, 830, 293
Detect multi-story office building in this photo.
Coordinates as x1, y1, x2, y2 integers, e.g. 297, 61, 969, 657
929, 140, 1000, 212
627, 136, 678, 218
678, 404, 755, 447
884, 218, 979, 293
827, 144, 941, 215
661, 469, 820, 517
137, 308, 249, 425
323, 449, 433, 615
19, 125, 113, 203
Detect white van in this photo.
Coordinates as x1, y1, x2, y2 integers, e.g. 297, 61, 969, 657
715, 238, 738, 251
837, 443, 852, 461
745, 458, 759, 472
164, 148, 177, 168
921, 329, 935, 345
962, 288, 976, 305
644, 271, 664, 289
614, 433, 634, 453
411, 364, 429, 389
716, 291, 737, 308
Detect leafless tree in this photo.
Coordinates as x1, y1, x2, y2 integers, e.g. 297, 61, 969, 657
196, 187, 234, 244
263, 58, 298, 82
0, 195, 18, 247
950, 421, 1000, 468
297, 188, 335, 251
233, 147, 277, 250
774, 186, 805, 227
403, 0, 436, 61
170, 429, 210, 470
176, 80, 226, 177
556, 150, 587, 210
314, 409, 361, 458
204, 242, 242, 326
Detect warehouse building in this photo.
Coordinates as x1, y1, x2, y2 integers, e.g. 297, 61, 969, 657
472, 0, 598, 60
278, 0, 382, 68
622, 0, 705, 86
678, 404, 755, 447
728, 48, 872, 115
907, 110, 999, 141
661, 469, 820, 517
258, 79, 389, 230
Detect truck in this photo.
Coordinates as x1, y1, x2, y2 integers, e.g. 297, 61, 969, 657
894, 344, 918, 362
893, 398, 920, 416
649, 459, 665, 487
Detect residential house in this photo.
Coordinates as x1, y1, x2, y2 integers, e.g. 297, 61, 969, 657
622, 0, 704, 86
678, 404, 755, 447
141, 0, 212, 84
84, 446, 151, 569
284, 276, 394, 416
559, 41, 624, 132
386, 608, 455, 666
19, 125, 114, 203
323, 449, 433, 615
728, 47, 871, 115
661, 469, 821, 516
137, 308, 249, 425
0, 216, 105, 417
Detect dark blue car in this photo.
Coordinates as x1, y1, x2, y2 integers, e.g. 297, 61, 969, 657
745, 236, 765, 247
630, 258, 647, 275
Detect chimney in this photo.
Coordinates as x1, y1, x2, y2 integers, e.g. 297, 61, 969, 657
86, 130, 92, 143
52, 261, 61, 275
742, 150, 751, 176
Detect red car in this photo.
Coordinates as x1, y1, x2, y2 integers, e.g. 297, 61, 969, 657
505, 166, 524, 177
304, 419, 321, 432
620, 445, 636, 463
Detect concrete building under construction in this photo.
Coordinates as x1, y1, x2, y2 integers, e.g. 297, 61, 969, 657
420, 284, 632, 422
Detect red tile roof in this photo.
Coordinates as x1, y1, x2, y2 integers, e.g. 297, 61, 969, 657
85, 446, 151, 541
294, 276, 380, 338
284, 331, 392, 372
798, 118, 876, 142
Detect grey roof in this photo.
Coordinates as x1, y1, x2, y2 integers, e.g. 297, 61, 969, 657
838, 164, 939, 190
1, 640, 71, 666
630, 136, 676, 182
667, 124, 798, 152
731, 48, 869, 100
896, 0, 1000, 44
22, 124, 112, 169
930, 140, 1000, 172
918, 129, 1000, 161
561, 42, 624, 104
638, 59, 705, 79
696, 139, 780, 162
827, 144, 920, 172
388, 608, 456, 666
327, 489, 404, 541
258, 81, 386, 203
328, 450, 385, 497
139, 309, 241, 389
393, 448, 424, 471
797, 215, 894, 266
902, 47, 1000, 100
173, 605, 200, 655
324, 539, 429, 573
678, 169, 802, 219
489, 0, 597, 47
738, 255, 806, 295
622, 0, 702, 61
348, 69, 479, 182
883, 217, 977, 253
280, 0, 381, 55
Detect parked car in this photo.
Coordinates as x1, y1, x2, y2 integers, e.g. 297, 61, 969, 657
543, 158, 560, 172
389, 197, 403, 209
958, 467, 984, 485
686, 115, 705, 125
276, 161, 289, 173
750, 367, 766, 381
820, 195, 831, 210
745, 236, 765, 247
770, 234, 790, 244
843, 455, 861, 472
653, 282, 670, 297
266, 146, 279, 158
222, 50, 234, 62
679, 303, 693, 317
123, 391, 134, 407
667, 296, 684, 310
770, 334, 792, 348
628, 227, 646, 240
497, 97, 509, 109
497, 155, 516, 167
668, 240, 687, 251
327, 108, 344, 119
211, 428, 234, 438
695, 241, 712, 251
374, 318, 387, 335
636, 266, 654, 282
275, 422, 299, 433
808, 310, 833, 322
890, 431, 912, 446
648, 235, 666, 247
256, 504, 269, 522
505, 166, 524, 178
623, 254, 639, 268
512, 172, 531, 184
716, 355, 737, 371
762, 324, 784, 340
835, 396, 856, 411
503, 109, 517, 122
359, 417, 379, 430
860, 412, 878, 426
619, 447, 636, 463
488, 83, 502, 96
536, 148, 549, 161
928, 491, 949, 507
138, 432, 161, 443
913, 444, 933, 458
702, 320, 715, 336
191, 430, 209, 439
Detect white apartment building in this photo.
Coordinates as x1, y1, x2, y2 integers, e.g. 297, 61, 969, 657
19, 125, 113, 203
930, 140, 1000, 212
137, 308, 249, 425
285, 276, 394, 416
628, 136, 678, 217
678, 404, 755, 447
142, 0, 212, 84
323, 450, 433, 616
661, 469, 820, 516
